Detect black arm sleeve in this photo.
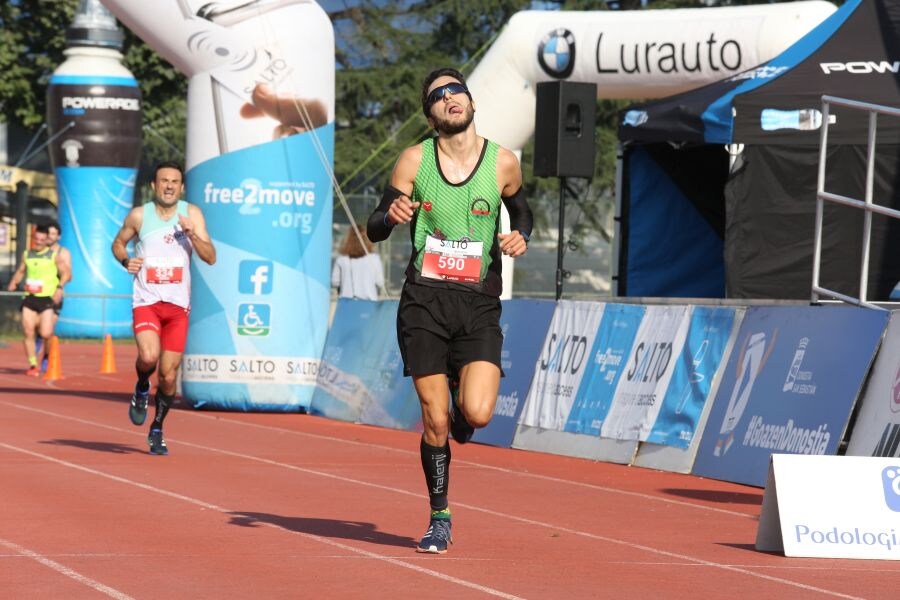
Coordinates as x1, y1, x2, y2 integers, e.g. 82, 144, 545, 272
501, 187, 533, 241
366, 185, 405, 242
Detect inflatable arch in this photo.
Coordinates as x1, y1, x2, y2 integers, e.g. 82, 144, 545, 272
468, 1, 836, 151
104, 0, 334, 411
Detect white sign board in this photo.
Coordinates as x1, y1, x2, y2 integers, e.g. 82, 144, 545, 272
756, 454, 900, 559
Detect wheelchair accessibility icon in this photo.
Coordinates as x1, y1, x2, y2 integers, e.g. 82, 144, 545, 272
237, 303, 271, 336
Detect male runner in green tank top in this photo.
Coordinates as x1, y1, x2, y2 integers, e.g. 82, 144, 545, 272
7, 224, 71, 376
368, 67, 533, 555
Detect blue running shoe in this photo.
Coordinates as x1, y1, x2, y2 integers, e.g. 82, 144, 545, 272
448, 377, 473, 444
148, 428, 168, 455
416, 516, 452, 554
129, 384, 149, 426
40, 355, 48, 374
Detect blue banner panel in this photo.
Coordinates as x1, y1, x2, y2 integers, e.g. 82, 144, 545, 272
646, 306, 736, 448
565, 303, 645, 436
473, 299, 556, 447
692, 306, 888, 487
310, 299, 421, 431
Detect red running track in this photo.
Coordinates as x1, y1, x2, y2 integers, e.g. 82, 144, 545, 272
1, 339, 898, 599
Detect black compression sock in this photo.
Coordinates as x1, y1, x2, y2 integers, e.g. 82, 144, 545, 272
136, 365, 155, 392
420, 437, 451, 512
152, 391, 173, 430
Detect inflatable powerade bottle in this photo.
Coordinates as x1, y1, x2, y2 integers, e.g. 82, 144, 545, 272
46, 0, 141, 338
102, 0, 335, 412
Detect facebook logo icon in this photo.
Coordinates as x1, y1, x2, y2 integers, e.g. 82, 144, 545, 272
238, 260, 273, 295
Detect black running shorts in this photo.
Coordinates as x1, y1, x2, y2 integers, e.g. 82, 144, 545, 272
397, 282, 503, 377
21, 295, 55, 314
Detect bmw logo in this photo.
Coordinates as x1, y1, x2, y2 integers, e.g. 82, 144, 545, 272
538, 28, 576, 79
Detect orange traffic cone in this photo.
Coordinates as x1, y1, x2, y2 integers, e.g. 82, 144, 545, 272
42, 336, 63, 381
99, 333, 117, 374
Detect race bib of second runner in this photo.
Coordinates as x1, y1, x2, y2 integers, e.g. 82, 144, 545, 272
145, 256, 185, 284
420, 235, 483, 283
24, 278, 44, 294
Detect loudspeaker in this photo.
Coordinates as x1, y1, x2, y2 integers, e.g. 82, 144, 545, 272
533, 81, 597, 179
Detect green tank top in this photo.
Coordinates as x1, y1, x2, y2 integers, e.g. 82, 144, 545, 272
409, 137, 503, 293
24, 247, 59, 297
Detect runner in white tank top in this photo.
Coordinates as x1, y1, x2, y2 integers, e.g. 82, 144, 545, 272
132, 200, 193, 309
111, 161, 216, 455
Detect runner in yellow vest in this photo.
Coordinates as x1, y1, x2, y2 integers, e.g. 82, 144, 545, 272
6, 224, 71, 376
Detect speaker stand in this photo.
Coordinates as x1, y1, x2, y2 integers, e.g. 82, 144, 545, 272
555, 176, 567, 301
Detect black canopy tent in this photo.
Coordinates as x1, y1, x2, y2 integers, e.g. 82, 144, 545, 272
616, 0, 900, 300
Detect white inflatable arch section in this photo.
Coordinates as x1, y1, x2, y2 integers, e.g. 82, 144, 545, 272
469, 1, 836, 151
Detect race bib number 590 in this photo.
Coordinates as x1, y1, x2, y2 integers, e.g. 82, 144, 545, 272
420, 235, 483, 283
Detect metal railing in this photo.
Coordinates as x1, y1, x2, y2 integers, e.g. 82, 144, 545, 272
811, 95, 900, 309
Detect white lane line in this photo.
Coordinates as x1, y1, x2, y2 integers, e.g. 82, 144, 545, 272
0, 537, 135, 600
0, 442, 524, 600
185, 410, 757, 519
1, 401, 864, 599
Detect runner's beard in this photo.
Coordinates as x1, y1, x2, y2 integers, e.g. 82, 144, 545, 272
434, 104, 475, 135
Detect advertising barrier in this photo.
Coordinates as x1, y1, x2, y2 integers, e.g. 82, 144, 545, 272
692, 305, 889, 487
565, 303, 645, 436
757, 454, 900, 560
519, 301, 606, 431
645, 306, 736, 448
473, 299, 555, 447
310, 299, 419, 431
600, 305, 690, 441
846, 311, 900, 458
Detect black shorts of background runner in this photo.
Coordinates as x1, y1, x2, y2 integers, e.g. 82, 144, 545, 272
397, 282, 504, 377
21, 296, 55, 313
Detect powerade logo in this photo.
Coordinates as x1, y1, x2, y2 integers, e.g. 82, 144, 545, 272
820, 61, 900, 75
239, 260, 273, 295
61, 96, 140, 115
538, 29, 576, 79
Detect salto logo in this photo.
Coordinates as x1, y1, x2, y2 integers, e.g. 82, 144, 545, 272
238, 260, 273, 295
881, 467, 900, 512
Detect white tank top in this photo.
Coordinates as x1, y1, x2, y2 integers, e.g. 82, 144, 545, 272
132, 201, 193, 309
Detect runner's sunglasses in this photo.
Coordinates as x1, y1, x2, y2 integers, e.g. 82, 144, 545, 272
425, 82, 470, 109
